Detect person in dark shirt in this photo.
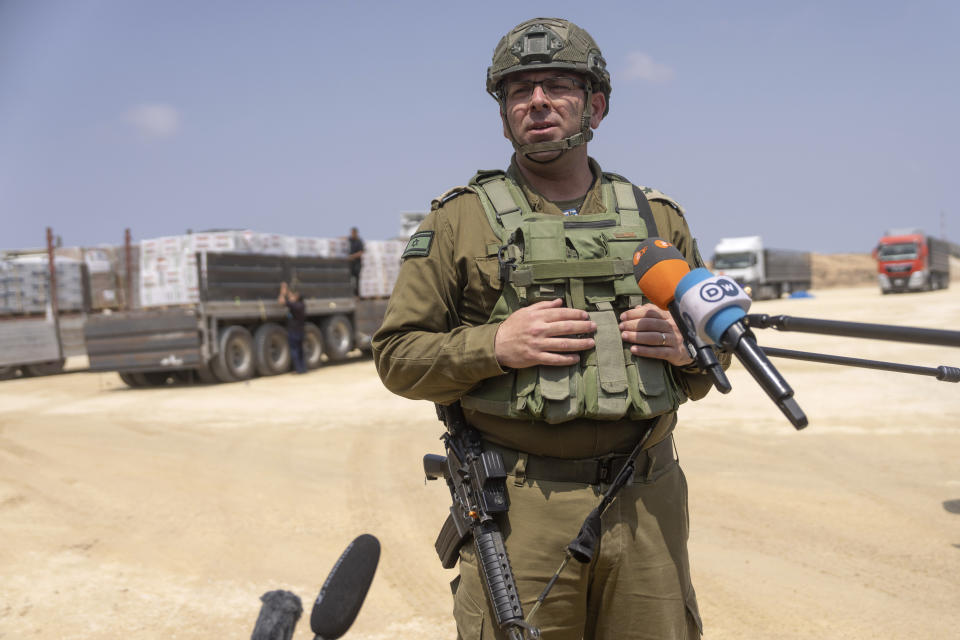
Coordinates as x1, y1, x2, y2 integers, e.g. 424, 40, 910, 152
278, 281, 307, 374
347, 227, 364, 295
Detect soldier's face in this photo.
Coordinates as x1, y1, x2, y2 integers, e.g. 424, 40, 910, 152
501, 70, 605, 157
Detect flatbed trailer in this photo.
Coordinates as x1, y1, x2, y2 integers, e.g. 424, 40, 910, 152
84, 252, 389, 386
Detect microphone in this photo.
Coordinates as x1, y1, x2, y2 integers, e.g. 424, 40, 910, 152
632, 239, 731, 393
251, 590, 303, 640
311, 533, 381, 640
673, 264, 808, 430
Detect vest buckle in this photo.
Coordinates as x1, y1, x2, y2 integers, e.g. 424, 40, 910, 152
497, 244, 516, 284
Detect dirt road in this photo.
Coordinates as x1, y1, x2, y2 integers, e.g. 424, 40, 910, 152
1, 285, 958, 639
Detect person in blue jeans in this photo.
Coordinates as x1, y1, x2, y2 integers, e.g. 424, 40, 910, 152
278, 282, 307, 374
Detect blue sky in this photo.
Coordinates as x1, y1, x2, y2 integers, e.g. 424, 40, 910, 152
1, 0, 957, 254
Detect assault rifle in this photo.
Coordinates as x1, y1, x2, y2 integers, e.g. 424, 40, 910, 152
423, 402, 540, 640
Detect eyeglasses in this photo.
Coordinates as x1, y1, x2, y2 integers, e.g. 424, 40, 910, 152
502, 76, 587, 103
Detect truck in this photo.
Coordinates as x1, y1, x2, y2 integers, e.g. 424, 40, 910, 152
83, 236, 400, 387
712, 235, 812, 301
873, 229, 950, 293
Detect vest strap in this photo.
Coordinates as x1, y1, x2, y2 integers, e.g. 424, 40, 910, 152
512, 259, 635, 283
611, 181, 642, 227
481, 178, 525, 232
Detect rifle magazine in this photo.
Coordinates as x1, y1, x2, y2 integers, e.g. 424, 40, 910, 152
436, 511, 470, 569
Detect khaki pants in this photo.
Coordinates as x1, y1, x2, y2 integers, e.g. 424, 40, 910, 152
452, 460, 701, 640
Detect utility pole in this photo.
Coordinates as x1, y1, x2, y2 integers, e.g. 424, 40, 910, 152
125, 228, 133, 310
46, 227, 64, 360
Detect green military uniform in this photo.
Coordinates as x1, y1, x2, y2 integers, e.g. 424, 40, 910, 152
373, 158, 718, 639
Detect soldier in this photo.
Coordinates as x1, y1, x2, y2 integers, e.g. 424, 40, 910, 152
347, 227, 365, 295
277, 281, 307, 374
373, 17, 726, 640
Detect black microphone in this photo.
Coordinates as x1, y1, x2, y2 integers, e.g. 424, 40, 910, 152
251, 590, 303, 640
631, 238, 731, 393
310, 533, 381, 640
673, 265, 808, 430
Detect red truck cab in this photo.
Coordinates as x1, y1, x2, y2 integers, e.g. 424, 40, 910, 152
873, 229, 950, 293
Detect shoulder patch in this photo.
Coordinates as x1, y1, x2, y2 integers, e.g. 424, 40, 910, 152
638, 186, 686, 217
430, 185, 474, 210
401, 231, 435, 258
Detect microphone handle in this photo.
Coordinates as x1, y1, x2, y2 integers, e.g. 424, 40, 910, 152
720, 322, 808, 429
667, 302, 731, 393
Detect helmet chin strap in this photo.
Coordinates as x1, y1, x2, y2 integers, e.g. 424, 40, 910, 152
504, 87, 595, 165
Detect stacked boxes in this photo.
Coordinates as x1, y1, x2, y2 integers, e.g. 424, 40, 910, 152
139, 235, 201, 307
358, 240, 405, 298
0, 256, 87, 314
93, 245, 140, 310
138, 231, 363, 307
59, 246, 140, 310
2, 231, 404, 312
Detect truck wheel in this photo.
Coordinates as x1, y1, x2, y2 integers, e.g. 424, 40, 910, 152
24, 359, 65, 377
119, 372, 148, 387
211, 326, 255, 382
0, 366, 17, 381
254, 323, 291, 376
322, 315, 354, 362
303, 322, 324, 369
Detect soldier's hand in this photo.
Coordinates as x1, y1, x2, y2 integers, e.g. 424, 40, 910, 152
619, 303, 694, 367
495, 298, 596, 369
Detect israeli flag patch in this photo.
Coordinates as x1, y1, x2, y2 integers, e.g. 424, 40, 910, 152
402, 231, 434, 258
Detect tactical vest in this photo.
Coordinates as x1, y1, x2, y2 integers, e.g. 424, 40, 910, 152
460, 170, 685, 424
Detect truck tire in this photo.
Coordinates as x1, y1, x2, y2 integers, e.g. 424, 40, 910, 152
322, 315, 354, 362
303, 322, 324, 369
253, 323, 291, 376
0, 366, 17, 381
211, 325, 256, 382
119, 372, 148, 387
24, 359, 65, 377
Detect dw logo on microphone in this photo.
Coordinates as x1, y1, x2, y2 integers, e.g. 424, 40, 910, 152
699, 278, 740, 303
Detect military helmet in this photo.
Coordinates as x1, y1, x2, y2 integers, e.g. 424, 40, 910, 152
487, 17, 611, 117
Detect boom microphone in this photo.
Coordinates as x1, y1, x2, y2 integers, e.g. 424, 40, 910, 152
310, 533, 381, 640
631, 239, 731, 393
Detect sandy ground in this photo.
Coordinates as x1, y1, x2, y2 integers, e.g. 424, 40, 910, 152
1, 284, 959, 639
